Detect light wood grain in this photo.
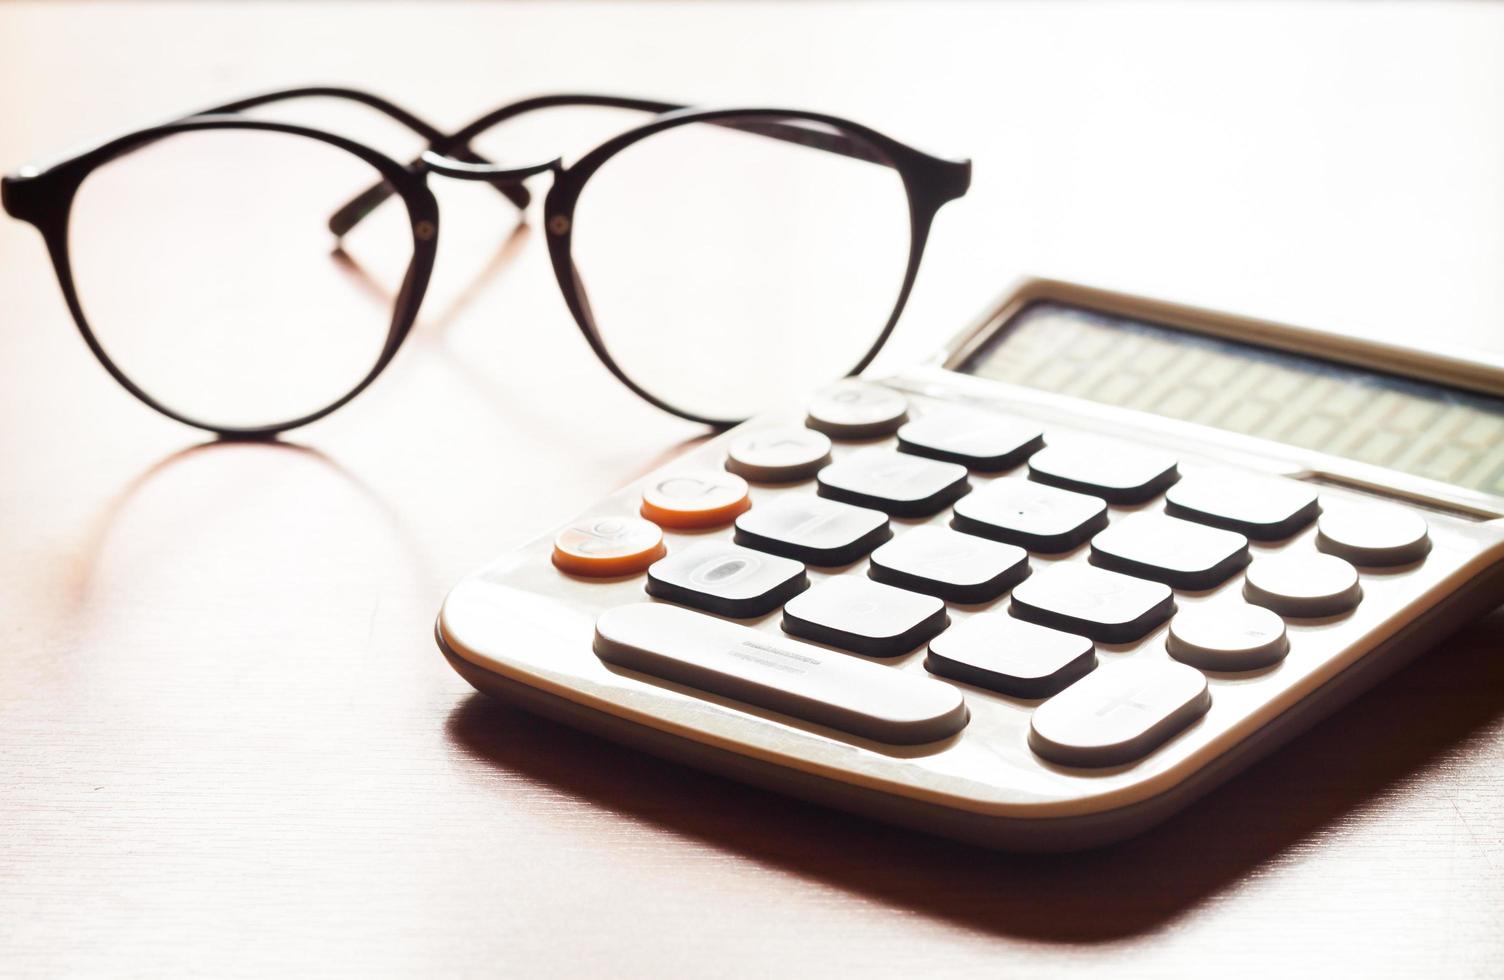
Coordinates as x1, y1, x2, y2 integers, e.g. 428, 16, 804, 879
1, 2, 1501, 976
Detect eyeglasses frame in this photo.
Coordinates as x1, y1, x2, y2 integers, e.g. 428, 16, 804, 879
2, 86, 971, 437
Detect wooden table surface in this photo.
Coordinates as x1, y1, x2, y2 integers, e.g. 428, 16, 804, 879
2, 2, 1502, 976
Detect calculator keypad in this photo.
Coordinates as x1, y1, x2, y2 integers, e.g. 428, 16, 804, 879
816, 448, 970, 517
869, 526, 1029, 603
1088, 512, 1251, 590
1010, 562, 1175, 642
951, 478, 1108, 553
1027, 438, 1179, 504
783, 577, 948, 657
896, 409, 1044, 471
733, 495, 891, 566
646, 541, 808, 618
558, 389, 1465, 777
926, 614, 1095, 698
1165, 472, 1319, 540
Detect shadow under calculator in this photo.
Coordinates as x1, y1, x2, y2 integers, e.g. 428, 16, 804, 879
445, 609, 1504, 943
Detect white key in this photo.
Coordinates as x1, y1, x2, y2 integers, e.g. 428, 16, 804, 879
595, 603, 968, 744
869, 525, 1029, 603
1089, 511, 1250, 590
725, 426, 832, 483
1315, 500, 1430, 567
896, 409, 1043, 471
951, 477, 1107, 553
926, 614, 1095, 698
1027, 437, 1179, 504
646, 541, 807, 618
782, 577, 948, 657
1010, 562, 1175, 643
1166, 472, 1319, 540
816, 448, 970, 517
805, 381, 909, 438
733, 494, 890, 566
1167, 602, 1289, 671
1029, 659, 1210, 767
1243, 553, 1362, 618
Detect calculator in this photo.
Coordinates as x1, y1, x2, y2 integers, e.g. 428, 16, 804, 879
436, 278, 1504, 850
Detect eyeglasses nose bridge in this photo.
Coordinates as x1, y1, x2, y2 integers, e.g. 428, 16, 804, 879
418, 150, 561, 187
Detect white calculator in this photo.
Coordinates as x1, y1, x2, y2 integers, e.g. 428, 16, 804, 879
437, 279, 1504, 850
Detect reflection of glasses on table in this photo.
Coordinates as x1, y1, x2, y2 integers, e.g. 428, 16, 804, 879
3, 86, 971, 436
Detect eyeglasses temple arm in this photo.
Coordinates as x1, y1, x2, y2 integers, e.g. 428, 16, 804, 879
328, 94, 893, 238
193, 86, 531, 218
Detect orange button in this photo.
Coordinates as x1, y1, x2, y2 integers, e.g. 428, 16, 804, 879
641, 471, 751, 529
552, 515, 666, 577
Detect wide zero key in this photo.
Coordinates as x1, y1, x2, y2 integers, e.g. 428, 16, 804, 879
1165, 472, 1319, 540
783, 577, 948, 657
1243, 553, 1363, 617
951, 477, 1108, 553
1089, 512, 1250, 590
1029, 659, 1211, 767
646, 541, 808, 618
1028, 437, 1179, 504
1315, 499, 1431, 567
926, 614, 1095, 698
805, 381, 909, 439
725, 426, 832, 483
869, 526, 1029, 603
1011, 562, 1175, 643
816, 448, 970, 518
734, 495, 891, 566
896, 409, 1044, 471
594, 603, 968, 744
1167, 602, 1289, 671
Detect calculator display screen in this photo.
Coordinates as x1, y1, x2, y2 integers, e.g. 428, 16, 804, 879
960, 301, 1504, 496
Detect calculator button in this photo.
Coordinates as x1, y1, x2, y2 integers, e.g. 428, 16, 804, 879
552, 515, 666, 577
1027, 438, 1179, 504
1165, 473, 1319, 540
594, 603, 968, 745
724, 426, 832, 483
926, 614, 1095, 698
1089, 512, 1250, 590
896, 409, 1044, 471
805, 381, 908, 439
1029, 659, 1211, 767
816, 448, 970, 518
1243, 553, 1362, 618
641, 471, 751, 529
733, 495, 891, 566
783, 577, 948, 657
869, 526, 1029, 603
646, 541, 808, 618
1315, 501, 1431, 567
1010, 563, 1175, 643
951, 478, 1108, 553
1167, 603, 1289, 671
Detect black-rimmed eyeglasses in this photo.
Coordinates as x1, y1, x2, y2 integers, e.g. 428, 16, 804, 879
2, 86, 970, 436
